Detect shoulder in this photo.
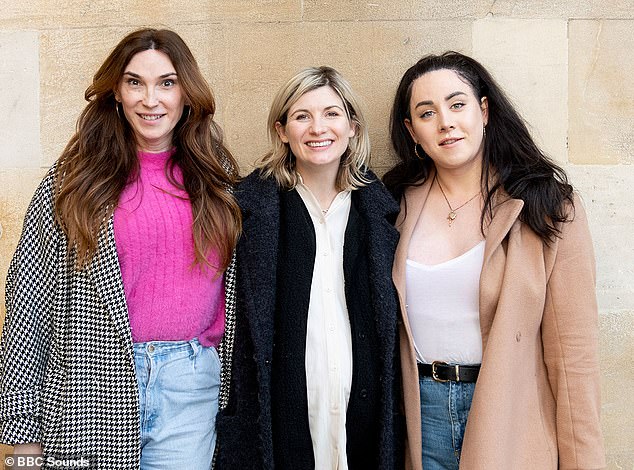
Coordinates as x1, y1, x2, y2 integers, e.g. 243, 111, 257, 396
509, 192, 594, 276
35, 164, 58, 197
235, 170, 280, 210
235, 170, 284, 227
237, 169, 279, 192
396, 176, 433, 219
401, 175, 432, 199
22, 164, 60, 225
538, 192, 592, 249
354, 169, 400, 220
567, 192, 587, 223
553, 192, 594, 254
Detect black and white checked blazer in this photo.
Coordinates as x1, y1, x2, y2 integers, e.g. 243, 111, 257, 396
0, 166, 237, 469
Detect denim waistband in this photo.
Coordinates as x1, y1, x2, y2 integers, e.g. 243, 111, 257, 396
133, 338, 203, 357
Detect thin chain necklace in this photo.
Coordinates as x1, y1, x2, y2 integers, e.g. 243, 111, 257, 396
434, 173, 480, 226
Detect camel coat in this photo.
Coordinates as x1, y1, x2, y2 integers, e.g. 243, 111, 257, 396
396, 176, 605, 470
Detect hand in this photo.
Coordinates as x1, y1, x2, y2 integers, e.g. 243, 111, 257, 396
9, 443, 42, 469
12, 443, 42, 454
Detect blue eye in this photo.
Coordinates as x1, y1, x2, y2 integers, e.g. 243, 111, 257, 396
420, 110, 434, 119
451, 102, 465, 109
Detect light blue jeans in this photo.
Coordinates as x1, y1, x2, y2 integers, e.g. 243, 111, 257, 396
420, 376, 476, 470
134, 339, 220, 470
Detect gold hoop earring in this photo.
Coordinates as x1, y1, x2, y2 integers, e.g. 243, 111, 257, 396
414, 143, 424, 160
186, 106, 192, 120
115, 101, 122, 119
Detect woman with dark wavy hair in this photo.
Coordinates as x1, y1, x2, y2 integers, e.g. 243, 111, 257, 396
0, 28, 240, 469
384, 52, 605, 469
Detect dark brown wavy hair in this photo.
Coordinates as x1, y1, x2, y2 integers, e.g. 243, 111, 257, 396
54, 28, 241, 271
383, 51, 573, 243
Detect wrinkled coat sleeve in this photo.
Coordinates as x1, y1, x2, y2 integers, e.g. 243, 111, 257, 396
0, 169, 62, 444
542, 195, 606, 469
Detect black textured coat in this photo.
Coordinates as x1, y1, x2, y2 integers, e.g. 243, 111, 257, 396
216, 170, 404, 470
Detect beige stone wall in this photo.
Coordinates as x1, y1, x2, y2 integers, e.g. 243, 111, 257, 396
0, 1, 632, 466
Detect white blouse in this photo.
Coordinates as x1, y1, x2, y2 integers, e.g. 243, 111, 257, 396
296, 181, 352, 470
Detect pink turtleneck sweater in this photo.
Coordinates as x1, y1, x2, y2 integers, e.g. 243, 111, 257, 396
113, 149, 225, 347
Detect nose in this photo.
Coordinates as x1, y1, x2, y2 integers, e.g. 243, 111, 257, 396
437, 109, 455, 132
143, 87, 159, 108
309, 116, 327, 134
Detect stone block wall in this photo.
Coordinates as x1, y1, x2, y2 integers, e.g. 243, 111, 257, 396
0, 1, 632, 467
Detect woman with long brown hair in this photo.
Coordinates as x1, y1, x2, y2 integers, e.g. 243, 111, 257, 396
384, 51, 604, 469
0, 28, 240, 469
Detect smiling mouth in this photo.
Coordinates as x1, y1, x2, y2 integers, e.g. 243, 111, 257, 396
139, 114, 165, 121
440, 137, 463, 146
306, 140, 333, 148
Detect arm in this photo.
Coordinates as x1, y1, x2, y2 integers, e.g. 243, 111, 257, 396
0, 170, 61, 445
541, 196, 605, 469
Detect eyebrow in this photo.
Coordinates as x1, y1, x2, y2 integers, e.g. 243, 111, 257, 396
413, 91, 467, 108
122, 71, 178, 79
289, 104, 345, 115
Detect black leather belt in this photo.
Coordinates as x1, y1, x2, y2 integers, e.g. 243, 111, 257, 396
418, 361, 480, 383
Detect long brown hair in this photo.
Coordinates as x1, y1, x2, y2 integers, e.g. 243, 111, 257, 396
55, 28, 241, 270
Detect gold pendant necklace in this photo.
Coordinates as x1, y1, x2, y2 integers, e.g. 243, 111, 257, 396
434, 173, 480, 227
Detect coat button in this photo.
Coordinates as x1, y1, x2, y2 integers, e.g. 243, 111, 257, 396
360, 389, 368, 399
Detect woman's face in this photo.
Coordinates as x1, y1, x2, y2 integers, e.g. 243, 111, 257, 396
405, 68, 488, 174
116, 49, 187, 153
276, 85, 355, 179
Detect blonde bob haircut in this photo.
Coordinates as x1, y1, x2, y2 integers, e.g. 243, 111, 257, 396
258, 66, 371, 191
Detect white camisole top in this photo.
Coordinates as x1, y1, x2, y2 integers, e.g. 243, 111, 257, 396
405, 240, 485, 365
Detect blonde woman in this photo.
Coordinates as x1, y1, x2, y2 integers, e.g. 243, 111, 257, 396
216, 66, 404, 469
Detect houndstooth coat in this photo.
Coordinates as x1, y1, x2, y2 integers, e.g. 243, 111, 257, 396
0, 166, 237, 470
